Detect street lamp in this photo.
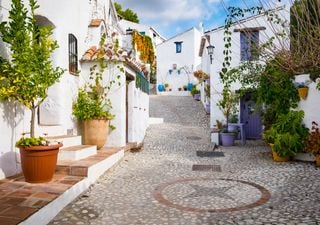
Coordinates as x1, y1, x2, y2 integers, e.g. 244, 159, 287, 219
206, 44, 215, 64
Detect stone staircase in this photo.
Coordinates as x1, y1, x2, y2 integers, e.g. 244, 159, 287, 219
46, 135, 124, 179
20, 134, 125, 225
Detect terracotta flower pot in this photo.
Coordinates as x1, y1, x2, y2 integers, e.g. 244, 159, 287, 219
298, 87, 308, 99
84, 119, 109, 149
19, 143, 62, 183
269, 143, 289, 162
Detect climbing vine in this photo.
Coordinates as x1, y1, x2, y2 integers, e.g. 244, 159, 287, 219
132, 30, 156, 82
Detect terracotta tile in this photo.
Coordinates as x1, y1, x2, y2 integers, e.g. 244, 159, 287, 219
0, 204, 11, 213
70, 167, 88, 176
0, 197, 26, 206
0, 216, 22, 225
8, 190, 33, 198
0, 182, 24, 191
32, 192, 58, 200
59, 179, 79, 185
39, 183, 71, 194
19, 198, 50, 209
0, 206, 37, 220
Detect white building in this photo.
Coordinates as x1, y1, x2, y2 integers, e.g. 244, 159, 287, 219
199, 7, 289, 139
0, 0, 150, 179
156, 27, 202, 95
119, 19, 166, 46
200, 6, 320, 140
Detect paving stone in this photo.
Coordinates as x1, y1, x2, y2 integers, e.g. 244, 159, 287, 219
49, 96, 320, 225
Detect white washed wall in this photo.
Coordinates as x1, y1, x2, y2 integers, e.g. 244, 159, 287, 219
156, 28, 202, 94
0, 0, 127, 179
128, 82, 149, 144
295, 75, 320, 128
207, 8, 289, 128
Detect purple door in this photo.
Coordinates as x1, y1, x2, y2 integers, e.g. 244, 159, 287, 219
240, 94, 262, 139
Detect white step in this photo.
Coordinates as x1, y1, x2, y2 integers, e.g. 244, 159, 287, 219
36, 125, 65, 137
21, 149, 124, 225
47, 135, 82, 148
58, 145, 97, 161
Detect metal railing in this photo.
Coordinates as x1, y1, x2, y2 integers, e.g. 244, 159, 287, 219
136, 72, 149, 94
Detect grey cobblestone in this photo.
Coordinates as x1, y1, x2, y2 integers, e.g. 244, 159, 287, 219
50, 96, 320, 225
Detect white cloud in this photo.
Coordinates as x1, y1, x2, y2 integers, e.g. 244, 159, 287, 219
116, 0, 214, 24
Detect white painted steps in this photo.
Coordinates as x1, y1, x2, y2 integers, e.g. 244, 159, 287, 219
20, 133, 125, 225
58, 145, 97, 161
47, 135, 82, 148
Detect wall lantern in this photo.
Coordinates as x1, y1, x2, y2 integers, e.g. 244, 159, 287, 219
206, 44, 215, 64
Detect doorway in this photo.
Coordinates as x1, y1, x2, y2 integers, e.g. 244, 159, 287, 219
240, 93, 262, 139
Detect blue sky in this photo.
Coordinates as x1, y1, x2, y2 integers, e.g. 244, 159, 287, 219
115, 0, 286, 39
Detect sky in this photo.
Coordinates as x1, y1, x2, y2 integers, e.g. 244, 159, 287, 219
115, 0, 288, 39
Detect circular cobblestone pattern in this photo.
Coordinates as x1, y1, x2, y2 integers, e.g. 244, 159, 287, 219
154, 178, 271, 213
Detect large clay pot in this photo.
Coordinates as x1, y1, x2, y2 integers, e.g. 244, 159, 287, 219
220, 133, 236, 146
298, 87, 308, 99
19, 143, 62, 183
84, 119, 109, 149
269, 143, 289, 162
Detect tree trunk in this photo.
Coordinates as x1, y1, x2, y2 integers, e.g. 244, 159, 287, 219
30, 107, 36, 138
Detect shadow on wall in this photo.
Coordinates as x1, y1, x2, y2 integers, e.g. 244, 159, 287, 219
0, 101, 25, 177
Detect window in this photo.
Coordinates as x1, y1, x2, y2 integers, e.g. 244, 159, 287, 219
240, 31, 259, 61
175, 41, 183, 53
139, 31, 146, 35
68, 34, 78, 74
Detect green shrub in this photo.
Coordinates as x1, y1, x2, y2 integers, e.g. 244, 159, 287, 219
264, 110, 309, 157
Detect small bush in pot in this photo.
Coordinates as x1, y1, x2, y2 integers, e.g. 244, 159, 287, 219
217, 88, 239, 146
73, 52, 119, 149
183, 85, 187, 91
264, 110, 308, 161
0, 0, 64, 183
304, 121, 320, 166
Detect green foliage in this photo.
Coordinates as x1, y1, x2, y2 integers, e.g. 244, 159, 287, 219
73, 34, 120, 123
264, 110, 309, 157
217, 89, 239, 130
0, 0, 64, 138
164, 83, 169, 88
190, 86, 200, 96
256, 61, 299, 129
304, 121, 320, 155
16, 136, 45, 147
114, 2, 139, 23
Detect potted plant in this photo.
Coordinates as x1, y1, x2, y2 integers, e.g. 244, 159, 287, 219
164, 83, 169, 91
0, 0, 64, 183
178, 87, 182, 91
183, 85, 188, 91
217, 89, 239, 146
296, 81, 310, 99
228, 114, 239, 132
264, 110, 309, 162
190, 86, 200, 101
158, 84, 164, 92
304, 121, 320, 166
73, 36, 117, 149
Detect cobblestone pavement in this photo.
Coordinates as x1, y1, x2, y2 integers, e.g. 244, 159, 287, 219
50, 96, 320, 225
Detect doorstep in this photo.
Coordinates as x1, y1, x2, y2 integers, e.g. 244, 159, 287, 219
0, 148, 124, 225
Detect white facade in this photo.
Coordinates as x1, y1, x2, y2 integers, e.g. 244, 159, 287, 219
119, 19, 165, 46
156, 27, 202, 94
0, 0, 150, 179
199, 7, 290, 128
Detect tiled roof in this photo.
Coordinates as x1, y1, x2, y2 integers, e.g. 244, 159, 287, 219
89, 19, 103, 27
81, 44, 144, 74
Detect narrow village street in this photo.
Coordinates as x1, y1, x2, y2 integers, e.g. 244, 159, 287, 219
50, 96, 320, 225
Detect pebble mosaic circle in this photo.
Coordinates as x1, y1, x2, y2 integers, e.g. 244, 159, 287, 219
154, 178, 271, 213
